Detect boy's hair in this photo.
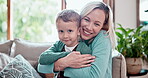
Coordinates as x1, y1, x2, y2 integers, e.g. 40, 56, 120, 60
56, 9, 80, 27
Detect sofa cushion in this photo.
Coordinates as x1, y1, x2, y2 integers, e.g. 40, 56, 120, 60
0, 40, 13, 55
0, 53, 12, 71
112, 50, 127, 78
13, 38, 52, 67
0, 54, 42, 78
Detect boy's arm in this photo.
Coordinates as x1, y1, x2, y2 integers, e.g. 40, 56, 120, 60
38, 63, 55, 73
38, 41, 70, 65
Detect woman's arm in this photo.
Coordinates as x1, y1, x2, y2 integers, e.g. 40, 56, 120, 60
54, 52, 95, 70
64, 30, 112, 78
38, 52, 95, 73
39, 39, 92, 65
38, 40, 95, 73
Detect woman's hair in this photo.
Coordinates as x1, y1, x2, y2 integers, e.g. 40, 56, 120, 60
80, 1, 117, 49
56, 9, 81, 27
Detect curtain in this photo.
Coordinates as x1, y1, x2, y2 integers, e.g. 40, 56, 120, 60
103, 0, 115, 23
62, 0, 66, 10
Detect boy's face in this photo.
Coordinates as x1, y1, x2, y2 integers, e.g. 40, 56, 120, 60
57, 19, 80, 47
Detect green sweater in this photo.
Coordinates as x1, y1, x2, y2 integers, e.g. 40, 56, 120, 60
39, 41, 91, 65
38, 30, 112, 78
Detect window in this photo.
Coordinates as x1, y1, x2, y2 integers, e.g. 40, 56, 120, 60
0, 0, 7, 41
1, 0, 103, 42
12, 0, 61, 42
66, 0, 103, 13
140, 0, 148, 26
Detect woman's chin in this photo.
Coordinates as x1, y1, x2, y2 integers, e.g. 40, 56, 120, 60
81, 35, 91, 40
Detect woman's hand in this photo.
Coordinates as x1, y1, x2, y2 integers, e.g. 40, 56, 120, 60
54, 51, 95, 71
64, 51, 95, 68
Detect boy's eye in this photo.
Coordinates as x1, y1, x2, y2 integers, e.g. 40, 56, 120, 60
59, 30, 64, 33
94, 23, 100, 26
67, 29, 73, 32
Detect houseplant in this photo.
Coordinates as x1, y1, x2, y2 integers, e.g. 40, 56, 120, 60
141, 30, 148, 61
115, 24, 144, 74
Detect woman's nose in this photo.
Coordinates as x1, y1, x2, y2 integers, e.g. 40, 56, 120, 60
86, 22, 93, 30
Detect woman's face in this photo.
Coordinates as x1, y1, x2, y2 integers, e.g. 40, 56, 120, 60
80, 9, 106, 40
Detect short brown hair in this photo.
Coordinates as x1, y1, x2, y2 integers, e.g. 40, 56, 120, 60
56, 9, 80, 27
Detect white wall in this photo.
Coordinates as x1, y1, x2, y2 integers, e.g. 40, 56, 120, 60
115, 0, 137, 28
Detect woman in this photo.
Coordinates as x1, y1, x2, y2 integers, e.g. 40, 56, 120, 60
38, 1, 116, 78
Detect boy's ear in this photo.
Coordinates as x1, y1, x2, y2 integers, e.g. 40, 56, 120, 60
78, 28, 80, 35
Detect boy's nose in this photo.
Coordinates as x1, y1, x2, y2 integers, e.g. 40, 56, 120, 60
63, 33, 68, 38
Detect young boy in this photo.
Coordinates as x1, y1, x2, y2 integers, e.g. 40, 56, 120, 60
38, 9, 91, 78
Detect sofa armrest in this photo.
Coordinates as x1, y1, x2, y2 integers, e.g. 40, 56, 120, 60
112, 51, 127, 78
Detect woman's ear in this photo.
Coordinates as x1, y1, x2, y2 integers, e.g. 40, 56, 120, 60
102, 24, 108, 31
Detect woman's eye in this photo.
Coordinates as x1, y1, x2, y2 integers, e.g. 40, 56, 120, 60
67, 30, 73, 32
84, 18, 89, 22
59, 30, 64, 33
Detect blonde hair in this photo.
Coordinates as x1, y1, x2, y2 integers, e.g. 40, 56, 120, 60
80, 1, 117, 49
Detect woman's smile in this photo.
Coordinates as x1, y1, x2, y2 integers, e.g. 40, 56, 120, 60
82, 28, 92, 36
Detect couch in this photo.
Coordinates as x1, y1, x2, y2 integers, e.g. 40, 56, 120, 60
0, 38, 127, 78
